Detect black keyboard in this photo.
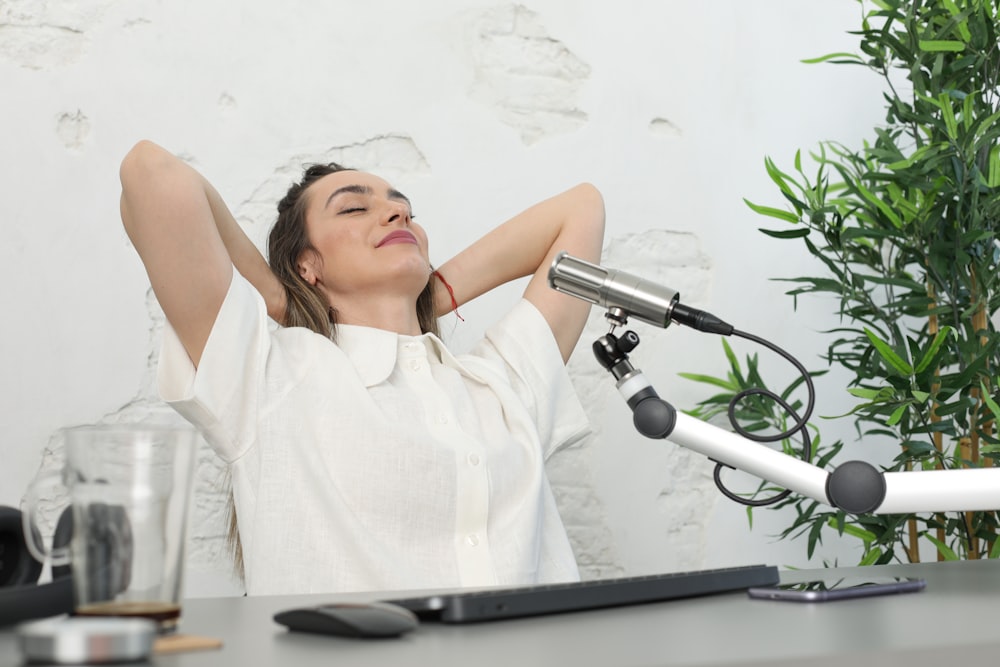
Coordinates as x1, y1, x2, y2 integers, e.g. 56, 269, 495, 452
385, 564, 778, 623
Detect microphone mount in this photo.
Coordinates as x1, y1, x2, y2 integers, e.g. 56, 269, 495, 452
594, 329, 677, 440
603, 307, 630, 331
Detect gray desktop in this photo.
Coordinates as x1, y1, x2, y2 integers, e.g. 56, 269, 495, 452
3, 559, 996, 666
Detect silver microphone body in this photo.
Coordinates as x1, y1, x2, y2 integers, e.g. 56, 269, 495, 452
548, 252, 679, 328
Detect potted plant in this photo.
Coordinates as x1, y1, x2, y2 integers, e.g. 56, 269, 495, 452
686, 0, 1000, 564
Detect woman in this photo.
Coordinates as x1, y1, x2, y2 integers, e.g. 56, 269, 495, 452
119, 140, 605, 595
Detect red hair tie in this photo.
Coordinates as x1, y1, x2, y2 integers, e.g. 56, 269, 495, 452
432, 270, 464, 321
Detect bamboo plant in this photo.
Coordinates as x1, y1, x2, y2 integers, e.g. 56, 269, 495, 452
687, 0, 1000, 564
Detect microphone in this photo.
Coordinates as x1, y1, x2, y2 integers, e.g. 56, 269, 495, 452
547, 252, 733, 335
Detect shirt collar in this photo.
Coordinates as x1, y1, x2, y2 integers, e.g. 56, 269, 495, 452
335, 324, 485, 387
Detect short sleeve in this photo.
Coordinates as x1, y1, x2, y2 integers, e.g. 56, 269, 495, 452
157, 271, 269, 462
470, 299, 591, 459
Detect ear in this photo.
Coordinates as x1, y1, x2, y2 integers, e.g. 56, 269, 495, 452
297, 250, 322, 287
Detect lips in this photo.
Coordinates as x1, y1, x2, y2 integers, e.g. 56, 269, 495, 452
376, 230, 418, 248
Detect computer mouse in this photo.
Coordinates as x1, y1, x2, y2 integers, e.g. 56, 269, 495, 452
273, 601, 418, 639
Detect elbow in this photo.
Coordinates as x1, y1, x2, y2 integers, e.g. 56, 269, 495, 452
573, 182, 604, 208
119, 140, 185, 235
120, 141, 188, 201
573, 182, 605, 220
119, 140, 168, 187
119, 140, 161, 236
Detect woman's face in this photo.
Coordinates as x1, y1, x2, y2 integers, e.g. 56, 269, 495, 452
298, 170, 431, 303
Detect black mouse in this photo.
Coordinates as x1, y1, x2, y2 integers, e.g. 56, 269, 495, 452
273, 601, 419, 639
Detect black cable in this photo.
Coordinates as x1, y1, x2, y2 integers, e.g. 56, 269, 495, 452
711, 329, 816, 507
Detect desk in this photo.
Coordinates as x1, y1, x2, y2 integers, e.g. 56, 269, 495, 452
2, 560, 998, 666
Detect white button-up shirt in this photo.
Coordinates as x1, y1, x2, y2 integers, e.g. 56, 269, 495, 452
158, 271, 589, 595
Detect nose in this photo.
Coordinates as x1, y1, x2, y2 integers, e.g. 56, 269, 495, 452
382, 200, 411, 226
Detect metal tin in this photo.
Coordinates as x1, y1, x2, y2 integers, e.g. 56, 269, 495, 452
17, 616, 156, 664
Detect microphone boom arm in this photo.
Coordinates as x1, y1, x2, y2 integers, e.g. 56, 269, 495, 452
603, 329, 1000, 515
551, 253, 1000, 516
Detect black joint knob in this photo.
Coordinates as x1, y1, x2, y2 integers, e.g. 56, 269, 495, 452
633, 396, 676, 439
825, 461, 886, 514
619, 330, 640, 353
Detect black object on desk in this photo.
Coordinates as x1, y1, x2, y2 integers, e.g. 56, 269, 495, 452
274, 601, 419, 639
386, 563, 779, 623
0, 506, 74, 628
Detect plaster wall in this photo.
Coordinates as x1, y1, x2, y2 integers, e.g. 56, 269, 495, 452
1, 0, 887, 596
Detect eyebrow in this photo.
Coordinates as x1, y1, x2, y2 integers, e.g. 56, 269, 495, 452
324, 184, 412, 210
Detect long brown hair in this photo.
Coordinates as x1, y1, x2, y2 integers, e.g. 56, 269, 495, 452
226, 163, 440, 579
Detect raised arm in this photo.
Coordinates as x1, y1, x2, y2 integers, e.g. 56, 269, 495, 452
119, 141, 285, 366
434, 183, 605, 362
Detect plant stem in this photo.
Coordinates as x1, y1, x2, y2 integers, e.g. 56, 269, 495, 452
967, 272, 991, 558
927, 277, 944, 562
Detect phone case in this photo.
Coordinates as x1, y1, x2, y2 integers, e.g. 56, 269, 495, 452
747, 577, 926, 602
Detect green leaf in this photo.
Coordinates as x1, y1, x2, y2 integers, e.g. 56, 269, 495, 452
938, 92, 959, 140
917, 40, 965, 52
852, 181, 904, 228
962, 92, 974, 132
763, 156, 801, 202
840, 227, 906, 243
980, 382, 1000, 423
830, 519, 877, 543
885, 143, 941, 171
864, 328, 914, 375
846, 387, 883, 400
940, 0, 972, 41
988, 145, 1000, 188
925, 534, 960, 561
677, 372, 738, 392
913, 326, 954, 374
859, 548, 883, 566
971, 109, 1000, 144
721, 339, 740, 376
886, 403, 907, 426
806, 518, 824, 558
800, 51, 865, 64
774, 276, 850, 295
758, 227, 811, 239
743, 198, 800, 223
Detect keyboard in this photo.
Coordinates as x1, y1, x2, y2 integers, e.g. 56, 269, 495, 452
385, 564, 778, 623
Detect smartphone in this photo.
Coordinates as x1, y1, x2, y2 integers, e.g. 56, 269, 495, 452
747, 576, 926, 602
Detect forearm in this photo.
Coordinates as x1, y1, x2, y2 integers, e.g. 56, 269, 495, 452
436, 183, 604, 308
436, 183, 605, 359
201, 179, 286, 322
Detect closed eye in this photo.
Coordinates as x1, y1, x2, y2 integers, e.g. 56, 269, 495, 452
338, 207, 366, 215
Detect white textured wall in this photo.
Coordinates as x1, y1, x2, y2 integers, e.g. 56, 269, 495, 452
2, 0, 886, 596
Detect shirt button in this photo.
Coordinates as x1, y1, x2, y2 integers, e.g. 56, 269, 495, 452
466, 534, 480, 547
467, 453, 480, 466
409, 359, 422, 371
437, 414, 449, 425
